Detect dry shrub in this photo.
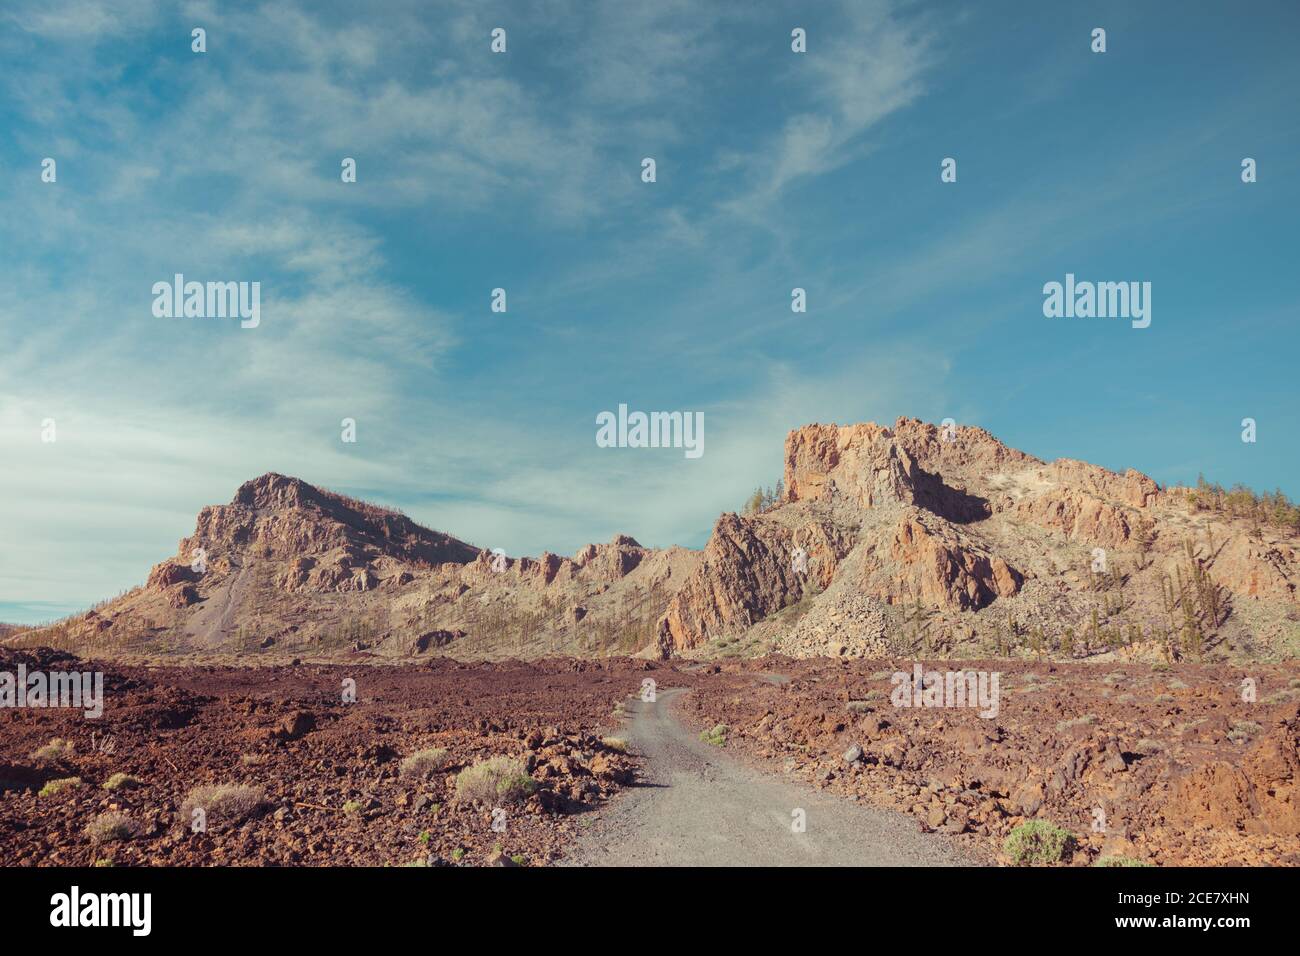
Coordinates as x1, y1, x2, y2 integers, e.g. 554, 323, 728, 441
180, 783, 268, 830
400, 747, 450, 778
454, 756, 535, 805
87, 811, 141, 844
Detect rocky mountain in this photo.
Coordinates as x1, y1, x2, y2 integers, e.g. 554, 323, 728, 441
10, 420, 1300, 662
19, 473, 699, 659
660, 419, 1299, 662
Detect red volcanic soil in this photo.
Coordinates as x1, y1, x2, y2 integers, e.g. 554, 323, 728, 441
680, 657, 1300, 866
0, 648, 690, 867
4, 647, 1298, 867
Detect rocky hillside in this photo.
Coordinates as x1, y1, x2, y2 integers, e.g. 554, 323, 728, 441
11, 473, 698, 659
659, 419, 1299, 663
9, 420, 1300, 663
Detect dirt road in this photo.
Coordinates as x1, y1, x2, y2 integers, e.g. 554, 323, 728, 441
562, 688, 973, 866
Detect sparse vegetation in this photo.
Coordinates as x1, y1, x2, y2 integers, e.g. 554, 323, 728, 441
342, 799, 362, 814
699, 723, 727, 746
454, 756, 536, 805
180, 783, 268, 829
1227, 720, 1263, 744
1055, 714, 1097, 732
87, 811, 141, 844
741, 482, 783, 515
102, 772, 142, 791
1093, 856, 1154, 867
1264, 688, 1300, 704
600, 736, 628, 752
1003, 820, 1076, 865
1184, 474, 1300, 535
39, 776, 82, 797
31, 738, 75, 763
400, 747, 450, 778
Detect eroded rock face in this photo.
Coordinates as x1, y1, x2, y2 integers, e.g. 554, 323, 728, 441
657, 513, 846, 655
1212, 536, 1299, 603
659, 421, 1034, 652
655, 417, 1299, 656
1014, 489, 1135, 546
867, 513, 1022, 611
784, 419, 1029, 515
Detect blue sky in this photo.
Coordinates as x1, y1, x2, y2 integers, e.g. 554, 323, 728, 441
2, 0, 1298, 623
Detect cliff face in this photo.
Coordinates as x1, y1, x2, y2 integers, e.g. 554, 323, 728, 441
657, 418, 1299, 659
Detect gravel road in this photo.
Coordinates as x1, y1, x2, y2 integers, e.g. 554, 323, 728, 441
562, 688, 974, 866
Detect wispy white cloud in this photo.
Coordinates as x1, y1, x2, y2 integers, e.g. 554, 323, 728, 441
0, 0, 954, 616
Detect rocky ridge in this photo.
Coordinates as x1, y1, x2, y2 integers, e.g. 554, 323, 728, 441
10, 420, 1300, 663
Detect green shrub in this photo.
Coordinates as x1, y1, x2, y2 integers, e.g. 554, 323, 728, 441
102, 772, 142, 791
1263, 689, 1300, 704
699, 724, 727, 746
1228, 720, 1262, 744
1002, 820, 1076, 865
39, 776, 83, 797
454, 756, 536, 805
32, 738, 75, 764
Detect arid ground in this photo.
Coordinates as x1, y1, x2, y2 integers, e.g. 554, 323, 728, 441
3, 646, 1296, 866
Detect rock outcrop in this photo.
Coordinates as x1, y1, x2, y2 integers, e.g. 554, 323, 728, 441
656, 418, 1300, 658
